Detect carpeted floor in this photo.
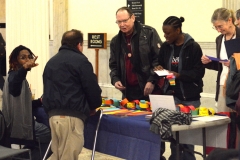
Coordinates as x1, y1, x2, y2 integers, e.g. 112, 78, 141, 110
78, 144, 204, 160
77, 148, 125, 160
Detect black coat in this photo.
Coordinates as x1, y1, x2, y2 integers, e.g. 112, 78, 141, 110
43, 45, 102, 121
158, 33, 205, 100
109, 21, 162, 95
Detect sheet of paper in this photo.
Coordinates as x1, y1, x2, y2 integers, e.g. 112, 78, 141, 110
206, 55, 228, 62
193, 115, 229, 121
149, 95, 176, 111
154, 70, 170, 76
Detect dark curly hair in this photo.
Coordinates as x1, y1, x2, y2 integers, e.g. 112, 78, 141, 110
9, 45, 35, 71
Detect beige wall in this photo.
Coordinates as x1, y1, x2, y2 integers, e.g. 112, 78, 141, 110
0, 0, 6, 39
68, 0, 222, 42
50, 0, 68, 55
6, 1, 49, 98
66, 0, 230, 108
3, 0, 240, 107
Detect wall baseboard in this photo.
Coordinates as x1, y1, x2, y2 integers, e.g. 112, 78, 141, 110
200, 93, 215, 98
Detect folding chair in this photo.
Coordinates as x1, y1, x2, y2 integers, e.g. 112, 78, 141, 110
0, 145, 32, 160
1, 111, 31, 160
42, 140, 52, 160
91, 108, 103, 160
36, 133, 52, 160
42, 109, 103, 160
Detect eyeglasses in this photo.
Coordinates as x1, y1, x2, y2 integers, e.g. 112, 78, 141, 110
212, 25, 224, 30
18, 55, 34, 60
115, 16, 131, 25
212, 20, 228, 30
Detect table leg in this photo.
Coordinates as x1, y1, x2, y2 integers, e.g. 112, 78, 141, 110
176, 131, 180, 160
202, 127, 206, 160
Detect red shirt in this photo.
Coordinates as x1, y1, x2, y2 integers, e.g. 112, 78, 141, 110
125, 34, 138, 86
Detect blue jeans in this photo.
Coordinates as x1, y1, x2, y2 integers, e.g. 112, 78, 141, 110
168, 97, 200, 160
33, 107, 50, 128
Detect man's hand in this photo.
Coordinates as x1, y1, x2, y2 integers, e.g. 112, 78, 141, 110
114, 81, 126, 90
144, 82, 154, 96
154, 65, 164, 71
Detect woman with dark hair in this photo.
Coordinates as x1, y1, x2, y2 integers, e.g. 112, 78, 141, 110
2, 45, 50, 160
156, 16, 205, 160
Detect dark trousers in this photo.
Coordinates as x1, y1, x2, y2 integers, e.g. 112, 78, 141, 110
124, 85, 149, 101
0, 75, 4, 90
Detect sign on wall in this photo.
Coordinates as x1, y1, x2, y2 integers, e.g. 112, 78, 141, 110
87, 33, 107, 82
127, 0, 145, 24
0, 23, 6, 28
88, 33, 107, 49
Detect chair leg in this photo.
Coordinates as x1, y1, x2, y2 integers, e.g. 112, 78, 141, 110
28, 149, 32, 160
38, 139, 42, 159
91, 109, 103, 160
43, 140, 52, 160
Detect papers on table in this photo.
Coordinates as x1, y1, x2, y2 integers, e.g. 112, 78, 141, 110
149, 94, 176, 112
154, 70, 170, 76
97, 107, 152, 117
192, 115, 229, 121
98, 107, 120, 113
145, 114, 152, 119
206, 55, 228, 62
224, 38, 240, 58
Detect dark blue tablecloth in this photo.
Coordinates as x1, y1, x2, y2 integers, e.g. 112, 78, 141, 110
84, 114, 161, 160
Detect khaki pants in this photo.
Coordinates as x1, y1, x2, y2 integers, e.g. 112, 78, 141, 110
49, 115, 84, 160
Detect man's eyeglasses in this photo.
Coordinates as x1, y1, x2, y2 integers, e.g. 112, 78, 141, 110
18, 55, 34, 60
116, 15, 132, 25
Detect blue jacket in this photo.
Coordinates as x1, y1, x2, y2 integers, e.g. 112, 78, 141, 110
43, 45, 102, 121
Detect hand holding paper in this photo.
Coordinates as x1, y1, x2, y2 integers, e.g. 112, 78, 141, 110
154, 69, 170, 76
205, 55, 228, 62
201, 55, 212, 64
